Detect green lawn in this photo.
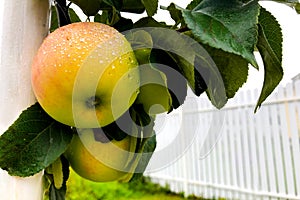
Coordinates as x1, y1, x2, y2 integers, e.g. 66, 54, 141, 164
66, 170, 221, 200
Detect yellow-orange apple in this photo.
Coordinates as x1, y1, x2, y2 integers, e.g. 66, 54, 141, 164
31, 22, 139, 128
64, 128, 137, 182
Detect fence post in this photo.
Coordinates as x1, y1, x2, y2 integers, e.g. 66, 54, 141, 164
0, 0, 50, 199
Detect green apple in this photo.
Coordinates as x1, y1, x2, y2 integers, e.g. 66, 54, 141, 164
64, 128, 137, 182
31, 22, 140, 128
134, 48, 152, 65
135, 65, 172, 116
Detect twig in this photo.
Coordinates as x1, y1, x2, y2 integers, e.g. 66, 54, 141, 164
54, 0, 71, 27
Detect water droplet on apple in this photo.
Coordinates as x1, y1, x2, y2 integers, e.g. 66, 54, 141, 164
118, 57, 123, 64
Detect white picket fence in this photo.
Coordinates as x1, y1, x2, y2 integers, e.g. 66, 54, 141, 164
146, 79, 300, 200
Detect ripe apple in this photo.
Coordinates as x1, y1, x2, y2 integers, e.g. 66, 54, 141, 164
64, 128, 137, 182
135, 65, 172, 116
31, 22, 140, 128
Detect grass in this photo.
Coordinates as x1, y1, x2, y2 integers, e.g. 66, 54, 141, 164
66, 170, 224, 200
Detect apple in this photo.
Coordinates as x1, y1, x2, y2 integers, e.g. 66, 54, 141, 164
134, 48, 152, 65
31, 22, 140, 128
135, 65, 172, 116
64, 128, 137, 182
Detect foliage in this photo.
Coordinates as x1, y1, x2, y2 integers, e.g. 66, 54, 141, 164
0, 0, 298, 199
0, 104, 72, 177
255, 6, 283, 111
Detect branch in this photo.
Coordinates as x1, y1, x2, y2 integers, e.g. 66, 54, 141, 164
55, 0, 71, 27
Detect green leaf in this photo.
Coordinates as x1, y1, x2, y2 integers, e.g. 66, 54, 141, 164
126, 29, 153, 63
133, 17, 170, 28
116, 118, 155, 182
268, 0, 299, 6
70, 0, 102, 16
204, 45, 249, 99
295, 2, 300, 14
49, 183, 65, 200
50, 6, 58, 32
121, 0, 145, 13
141, 0, 158, 17
68, 8, 81, 23
129, 133, 156, 182
102, 0, 123, 10
91, 0, 123, 25
255, 7, 283, 111
101, 112, 135, 142
94, 9, 120, 25
50, 6, 81, 33
113, 17, 133, 32
163, 3, 184, 26
126, 27, 226, 109
149, 28, 226, 108
150, 49, 188, 110
46, 156, 70, 200
0, 103, 73, 177
186, 0, 203, 10
137, 28, 191, 108
94, 12, 107, 24
182, 0, 260, 68
129, 104, 152, 127
167, 32, 227, 107
52, 158, 64, 189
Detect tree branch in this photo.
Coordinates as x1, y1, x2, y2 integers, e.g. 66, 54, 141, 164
55, 0, 71, 27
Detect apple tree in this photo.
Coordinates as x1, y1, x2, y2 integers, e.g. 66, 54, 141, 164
0, 0, 299, 199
